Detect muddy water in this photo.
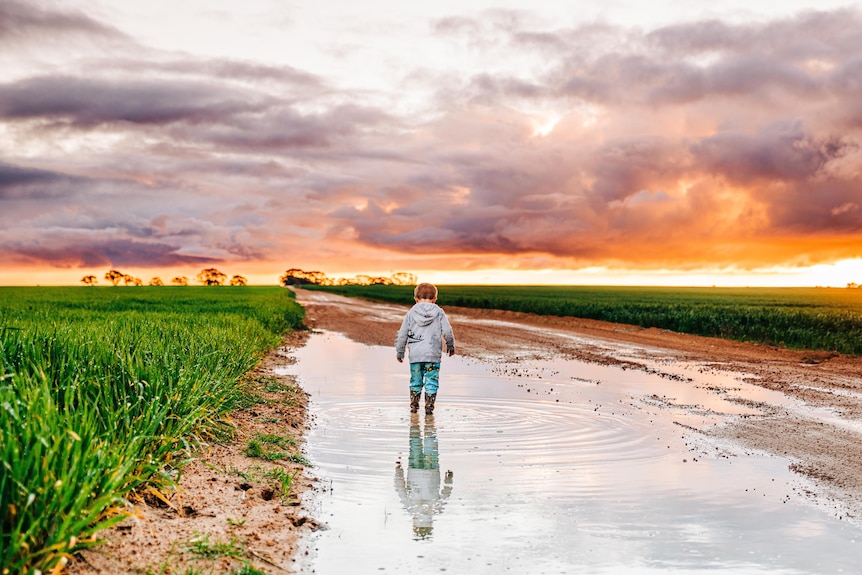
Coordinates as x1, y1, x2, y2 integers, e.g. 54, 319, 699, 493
281, 330, 861, 574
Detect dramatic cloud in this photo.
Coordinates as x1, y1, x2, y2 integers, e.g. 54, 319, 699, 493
1, 1, 861, 284
0, 0, 124, 44
7, 238, 218, 268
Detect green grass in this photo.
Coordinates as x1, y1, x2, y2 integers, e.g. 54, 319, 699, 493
186, 533, 245, 559
261, 467, 299, 503
244, 433, 305, 463
306, 284, 862, 355
285, 453, 311, 467
0, 286, 304, 573
232, 564, 269, 575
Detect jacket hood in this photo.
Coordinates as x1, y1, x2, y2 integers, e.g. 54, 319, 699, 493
409, 302, 440, 327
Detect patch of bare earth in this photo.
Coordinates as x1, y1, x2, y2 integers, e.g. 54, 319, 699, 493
296, 288, 862, 521
69, 331, 320, 575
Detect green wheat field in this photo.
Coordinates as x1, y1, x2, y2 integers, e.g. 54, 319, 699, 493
0, 286, 304, 573
309, 284, 862, 355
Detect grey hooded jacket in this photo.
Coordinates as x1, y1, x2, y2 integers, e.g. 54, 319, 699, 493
395, 302, 455, 363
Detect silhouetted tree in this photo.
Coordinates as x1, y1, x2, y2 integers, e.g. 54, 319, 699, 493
105, 269, 124, 286
279, 269, 328, 286
197, 268, 227, 286
279, 269, 418, 287
149, 277, 164, 286
122, 274, 142, 286
390, 272, 418, 286
80, 275, 98, 286
229, 275, 248, 286
171, 276, 189, 286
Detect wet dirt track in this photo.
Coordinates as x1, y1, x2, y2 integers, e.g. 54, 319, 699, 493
287, 289, 862, 574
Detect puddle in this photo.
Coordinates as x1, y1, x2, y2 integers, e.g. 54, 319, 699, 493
281, 331, 862, 574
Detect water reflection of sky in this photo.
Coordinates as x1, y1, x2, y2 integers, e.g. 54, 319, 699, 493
283, 330, 862, 574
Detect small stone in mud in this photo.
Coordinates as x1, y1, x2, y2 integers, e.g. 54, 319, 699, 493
261, 487, 276, 501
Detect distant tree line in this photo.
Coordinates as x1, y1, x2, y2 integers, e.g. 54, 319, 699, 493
279, 268, 417, 287
80, 269, 862, 289
81, 268, 247, 287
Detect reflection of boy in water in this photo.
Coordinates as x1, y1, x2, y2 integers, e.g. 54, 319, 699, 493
394, 416, 454, 539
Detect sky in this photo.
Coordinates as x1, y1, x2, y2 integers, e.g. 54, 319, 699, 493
2, 0, 862, 287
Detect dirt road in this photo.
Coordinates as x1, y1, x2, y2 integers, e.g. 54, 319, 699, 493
294, 288, 862, 521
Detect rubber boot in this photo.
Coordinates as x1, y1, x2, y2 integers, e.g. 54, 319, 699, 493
424, 393, 437, 415
410, 391, 421, 413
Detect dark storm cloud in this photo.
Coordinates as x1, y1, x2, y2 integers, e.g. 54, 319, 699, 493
647, 9, 862, 59
769, 180, 862, 232
587, 136, 686, 205
0, 76, 260, 127
691, 121, 847, 185
0, 73, 390, 155
0, 162, 77, 198
0, 157, 257, 270
202, 104, 392, 151
5, 239, 219, 268
0, 0, 125, 44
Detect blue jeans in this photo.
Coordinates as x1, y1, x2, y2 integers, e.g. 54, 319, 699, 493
409, 362, 440, 395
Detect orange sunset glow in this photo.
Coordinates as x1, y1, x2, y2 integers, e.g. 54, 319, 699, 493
1, 1, 862, 287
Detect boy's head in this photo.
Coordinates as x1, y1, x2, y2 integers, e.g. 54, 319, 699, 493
414, 282, 438, 302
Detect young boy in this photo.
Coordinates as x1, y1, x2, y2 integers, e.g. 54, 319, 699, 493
395, 283, 455, 415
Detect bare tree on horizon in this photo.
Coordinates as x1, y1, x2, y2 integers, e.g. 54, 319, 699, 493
122, 274, 142, 286
105, 269, 124, 286
197, 268, 227, 286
